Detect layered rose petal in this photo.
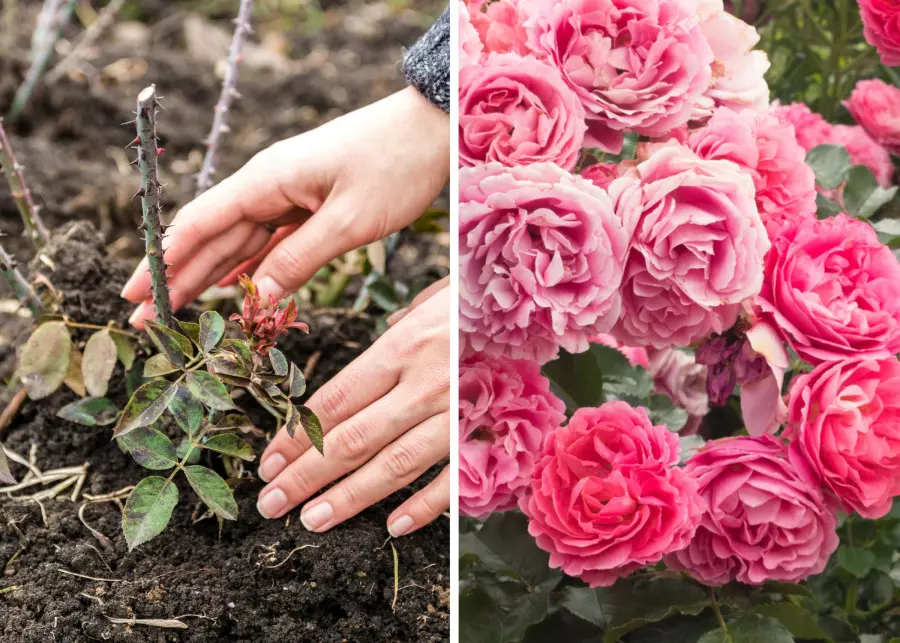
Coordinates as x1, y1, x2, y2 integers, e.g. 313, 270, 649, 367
648, 348, 708, 435
460, 162, 635, 364
858, 0, 900, 66
771, 101, 834, 151
460, 0, 484, 68
828, 124, 895, 188
845, 79, 900, 160
580, 162, 620, 190
526, 0, 714, 153
522, 401, 704, 587
459, 353, 566, 518
468, 0, 531, 56
666, 435, 839, 585
757, 215, 900, 364
460, 54, 587, 169
786, 357, 900, 519
611, 144, 770, 349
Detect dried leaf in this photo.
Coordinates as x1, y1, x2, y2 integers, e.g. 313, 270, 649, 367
199, 311, 225, 353
186, 371, 235, 410
168, 385, 204, 436
367, 239, 387, 274
183, 465, 238, 520
118, 427, 179, 470
114, 380, 178, 437
286, 363, 306, 398
286, 404, 324, 455
103, 615, 187, 630
144, 353, 178, 378
203, 434, 255, 461
57, 397, 119, 426
0, 446, 16, 485
111, 333, 136, 370
64, 349, 87, 397
122, 476, 179, 550
144, 321, 193, 368
83, 330, 117, 397
17, 321, 72, 400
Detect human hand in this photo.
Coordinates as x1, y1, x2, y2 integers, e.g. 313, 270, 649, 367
121, 86, 450, 328
256, 283, 450, 536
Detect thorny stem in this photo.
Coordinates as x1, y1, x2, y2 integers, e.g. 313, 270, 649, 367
134, 85, 173, 329
0, 120, 49, 250
46, 0, 126, 84
0, 239, 42, 317
196, 0, 254, 197
7, 0, 78, 123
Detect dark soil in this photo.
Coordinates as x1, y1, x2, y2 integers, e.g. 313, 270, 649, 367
0, 2, 449, 641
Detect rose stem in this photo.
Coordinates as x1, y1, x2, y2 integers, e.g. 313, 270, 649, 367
0, 119, 50, 250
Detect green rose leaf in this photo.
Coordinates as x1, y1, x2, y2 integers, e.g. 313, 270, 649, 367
601, 577, 709, 643
57, 397, 119, 426
143, 353, 178, 378
806, 144, 851, 190
286, 404, 324, 455
118, 427, 179, 470
176, 320, 202, 348
203, 434, 255, 461
122, 476, 179, 550
208, 353, 251, 379
698, 614, 793, 643
269, 347, 288, 377
168, 385, 204, 436
82, 329, 118, 398
144, 321, 193, 368
647, 393, 689, 432
183, 465, 238, 520
286, 363, 307, 398
837, 546, 876, 579
111, 333, 136, 370
176, 438, 201, 465
214, 413, 255, 432
222, 339, 252, 368
843, 165, 898, 220
17, 321, 72, 400
199, 311, 225, 353
756, 602, 830, 640
368, 278, 401, 312
186, 371, 235, 411
114, 380, 178, 437
815, 193, 844, 219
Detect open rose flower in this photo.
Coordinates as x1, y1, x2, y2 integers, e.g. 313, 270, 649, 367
787, 357, 900, 519
611, 144, 770, 349
690, 107, 816, 238
580, 162, 620, 190
648, 348, 708, 435
521, 401, 704, 587
828, 124, 895, 188
845, 79, 900, 156
468, 0, 531, 56
460, 54, 586, 169
460, 353, 566, 518
858, 0, 900, 66
757, 214, 900, 364
460, 162, 635, 364
460, 0, 484, 68
666, 435, 839, 585
526, 0, 714, 153
771, 101, 833, 151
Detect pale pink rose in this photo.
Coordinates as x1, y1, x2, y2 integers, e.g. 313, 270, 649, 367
526, 0, 714, 153
845, 79, 900, 155
460, 54, 587, 170
771, 101, 833, 151
648, 348, 708, 435
459, 353, 566, 519
828, 124, 895, 188
521, 401, 704, 587
593, 333, 650, 369
469, 0, 531, 56
666, 435, 839, 586
460, 162, 636, 364
757, 214, 900, 364
460, 1, 484, 68
786, 357, 900, 519
858, 0, 900, 66
611, 144, 770, 349
690, 107, 816, 238
579, 162, 619, 190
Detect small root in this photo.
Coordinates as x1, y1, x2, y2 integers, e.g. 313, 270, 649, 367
390, 540, 399, 612
78, 503, 113, 549
57, 568, 126, 583
263, 544, 321, 569
103, 614, 187, 630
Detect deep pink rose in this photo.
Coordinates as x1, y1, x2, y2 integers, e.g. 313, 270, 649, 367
859, 0, 900, 66
845, 79, 900, 155
666, 435, 839, 586
611, 144, 770, 349
648, 348, 708, 435
771, 101, 833, 151
690, 107, 816, 238
580, 162, 620, 189
786, 357, 900, 519
828, 124, 895, 188
521, 401, 704, 587
460, 0, 484, 68
526, 0, 714, 153
593, 333, 650, 369
460, 162, 635, 364
469, 0, 531, 56
460, 54, 587, 169
757, 214, 900, 364
459, 353, 566, 518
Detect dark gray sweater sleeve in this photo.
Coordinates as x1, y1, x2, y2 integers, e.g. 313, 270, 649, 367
402, 7, 450, 113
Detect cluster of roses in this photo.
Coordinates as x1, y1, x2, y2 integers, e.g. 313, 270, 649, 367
459, 0, 900, 589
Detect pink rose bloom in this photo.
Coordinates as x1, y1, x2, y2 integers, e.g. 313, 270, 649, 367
460, 162, 635, 364
828, 124, 895, 188
690, 107, 816, 238
666, 435, 839, 585
845, 79, 900, 155
771, 101, 833, 151
521, 401, 704, 587
611, 144, 770, 349
648, 348, 708, 435
469, 0, 531, 56
580, 162, 619, 189
593, 333, 650, 369
527, 0, 714, 153
460, 54, 587, 170
460, 1, 484, 68
787, 357, 900, 519
757, 214, 900, 364
459, 353, 566, 518
858, 0, 900, 66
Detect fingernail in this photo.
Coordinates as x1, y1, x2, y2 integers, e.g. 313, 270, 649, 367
254, 275, 283, 303
128, 306, 142, 328
386, 308, 409, 327
388, 515, 415, 538
258, 453, 286, 483
119, 279, 131, 298
257, 488, 288, 519
300, 502, 333, 532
